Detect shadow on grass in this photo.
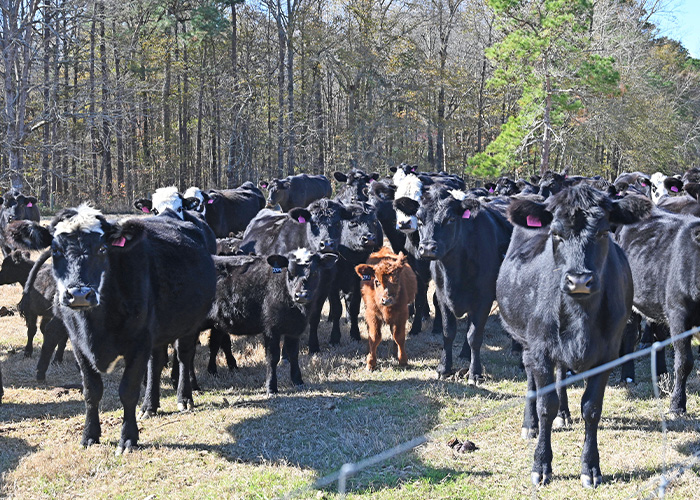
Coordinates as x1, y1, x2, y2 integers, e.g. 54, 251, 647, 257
0, 436, 37, 492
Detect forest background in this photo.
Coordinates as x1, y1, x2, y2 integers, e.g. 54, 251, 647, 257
0, 0, 698, 210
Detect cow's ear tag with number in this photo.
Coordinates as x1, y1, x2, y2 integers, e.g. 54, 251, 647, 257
362, 274, 371, 281
272, 267, 282, 274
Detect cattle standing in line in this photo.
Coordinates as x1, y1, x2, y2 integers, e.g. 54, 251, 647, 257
497, 186, 652, 488
259, 174, 332, 212
0, 193, 40, 257
183, 183, 265, 237
615, 208, 700, 415
207, 249, 338, 393
355, 248, 417, 370
10, 205, 216, 453
395, 186, 512, 382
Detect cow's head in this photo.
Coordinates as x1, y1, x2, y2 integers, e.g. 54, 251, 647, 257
288, 198, 353, 253
538, 171, 567, 199
334, 169, 379, 204
0, 194, 38, 229
495, 177, 519, 196
183, 186, 207, 213
0, 250, 32, 285
340, 203, 382, 252
267, 248, 338, 305
392, 174, 424, 233
397, 186, 482, 261
259, 178, 291, 208
356, 251, 409, 307
508, 185, 652, 297
134, 186, 200, 219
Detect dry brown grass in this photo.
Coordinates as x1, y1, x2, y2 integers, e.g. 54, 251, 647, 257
1, 276, 699, 499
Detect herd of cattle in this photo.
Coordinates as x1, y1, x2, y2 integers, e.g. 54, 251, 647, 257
0, 166, 699, 488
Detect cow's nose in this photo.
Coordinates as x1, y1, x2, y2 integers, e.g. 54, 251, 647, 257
361, 234, 376, 247
294, 290, 310, 304
564, 273, 594, 295
65, 287, 99, 308
319, 240, 336, 252
397, 219, 412, 231
419, 241, 438, 259
381, 297, 394, 306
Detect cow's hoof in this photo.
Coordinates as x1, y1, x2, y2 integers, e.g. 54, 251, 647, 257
553, 416, 572, 429
581, 473, 602, 488
23, 351, 32, 358
116, 440, 135, 456
531, 472, 551, 487
138, 409, 157, 420
82, 438, 99, 448
638, 342, 651, 350
624, 377, 635, 385
36, 373, 46, 382
437, 369, 455, 380
177, 399, 193, 412
467, 374, 485, 386
521, 427, 537, 440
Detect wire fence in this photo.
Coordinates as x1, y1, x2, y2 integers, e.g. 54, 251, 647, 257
276, 325, 700, 500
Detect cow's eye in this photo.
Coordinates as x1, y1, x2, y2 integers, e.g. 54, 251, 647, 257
551, 233, 563, 242
349, 221, 358, 227
177, 207, 182, 212
374, 279, 380, 287
52, 247, 63, 257
446, 217, 456, 225
98, 244, 108, 255
417, 220, 424, 227
597, 230, 609, 239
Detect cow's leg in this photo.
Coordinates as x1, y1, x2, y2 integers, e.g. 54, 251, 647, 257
620, 314, 640, 383
307, 286, 327, 354
580, 370, 610, 488
328, 287, 343, 345
437, 300, 457, 378
52, 324, 68, 364
366, 313, 382, 371
391, 316, 408, 367
23, 314, 38, 357
528, 355, 557, 487
347, 281, 362, 341
0, 364, 3, 404
117, 349, 150, 453
141, 346, 168, 418
175, 334, 197, 410
668, 313, 694, 415
408, 276, 427, 336
652, 323, 669, 376
553, 364, 572, 428
219, 330, 237, 371
521, 363, 538, 439
207, 329, 221, 375
463, 303, 490, 385
431, 292, 443, 335
36, 318, 63, 381
74, 349, 103, 447
639, 316, 653, 349
264, 332, 281, 394
283, 335, 304, 386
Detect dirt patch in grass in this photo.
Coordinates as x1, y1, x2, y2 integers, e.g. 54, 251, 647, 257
1, 276, 699, 499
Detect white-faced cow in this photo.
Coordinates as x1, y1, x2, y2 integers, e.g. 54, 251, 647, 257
10, 205, 216, 453
258, 174, 332, 212
497, 186, 652, 488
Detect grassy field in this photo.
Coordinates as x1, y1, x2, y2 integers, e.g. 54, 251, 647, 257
1, 277, 699, 499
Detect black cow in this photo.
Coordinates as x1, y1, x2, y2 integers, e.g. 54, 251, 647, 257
395, 186, 512, 382
538, 171, 567, 198
259, 174, 332, 212
333, 169, 379, 204
207, 250, 337, 393
497, 186, 651, 488
184, 183, 265, 237
614, 171, 652, 198
615, 208, 700, 415
10, 205, 216, 453
0, 193, 40, 256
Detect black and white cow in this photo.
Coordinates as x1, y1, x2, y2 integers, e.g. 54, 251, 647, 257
0, 193, 40, 256
183, 182, 265, 237
615, 207, 700, 415
259, 174, 332, 212
395, 186, 512, 382
10, 205, 216, 452
497, 186, 651, 488
207, 249, 338, 393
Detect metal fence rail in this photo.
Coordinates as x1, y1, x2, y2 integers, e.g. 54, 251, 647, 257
277, 325, 700, 500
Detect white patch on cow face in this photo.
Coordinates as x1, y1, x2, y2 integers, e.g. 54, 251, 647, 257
392, 169, 407, 187
395, 174, 423, 231
152, 186, 184, 219
449, 189, 467, 201
54, 204, 104, 236
650, 172, 667, 204
292, 247, 313, 265
184, 186, 204, 205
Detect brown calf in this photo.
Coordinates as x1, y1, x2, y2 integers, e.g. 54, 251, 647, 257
355, 247, 418, 370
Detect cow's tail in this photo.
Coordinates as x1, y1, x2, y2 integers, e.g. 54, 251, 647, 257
8, 220, 52, 250
19, 248, 51, 317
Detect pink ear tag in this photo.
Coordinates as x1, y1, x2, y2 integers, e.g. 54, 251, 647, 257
369, 178, 374, 184
141, 206, 150, 213
462, 209, 471, 219
112, 236, 126, 247
207, 199, 214, 204
488, 188, 494, 193
27, 202, 33, 207
298, 216, 306, 224
526, 215, 542, 227
671, 186, 679, 192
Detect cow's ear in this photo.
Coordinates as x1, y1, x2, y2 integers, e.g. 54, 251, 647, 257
530, 175, 541, 185
460, 198, 482, 219
609, 194, 653, 225
370, 172, 380, 181
289, 208, 312, 224
614, 181, 629, 195
394, 197, 420, 216
355, 263, 375, 281
389, 166, 398, 173
7, 220, 52, 249
664, 176, 684, 194
371, 182, 394, 201
508, 199, 553, 228
319, 253, 338, 269
639, 177, 651, 188
16, 195, 26, 204
267, 255, 289, 272
105, 220, 145, 250
684, 182, 700, 201
484, 182, 497, 194
417, 175, 434, 186
134, 199, 152, 214
0, 197, 4, 206
333, 171, 348, 183
259, 180, 269, 189
281, 181, 291, 190
183, 197, 200, 211
26, 196, 37, 207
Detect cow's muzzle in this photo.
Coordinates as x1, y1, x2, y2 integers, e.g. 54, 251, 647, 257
361, 234, 376, 249
64, 286, 99, 308
564, 273, 594, 295
418, 241, 438, 260
381, 296, 395, 306
318, 240, 337, 252
294, 290, 311, 304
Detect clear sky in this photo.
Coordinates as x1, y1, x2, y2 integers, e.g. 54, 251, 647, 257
652, 0, 700, 58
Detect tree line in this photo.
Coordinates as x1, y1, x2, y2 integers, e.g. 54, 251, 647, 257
1, 0, 698, 209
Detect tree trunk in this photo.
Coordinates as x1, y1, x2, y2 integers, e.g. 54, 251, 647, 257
114, 28, 125, 198
89, 4, 99, 199
276, 2, 286, 178
540, 69, 552, 175
100, 6, 112, 196
286, 0, 295, 176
